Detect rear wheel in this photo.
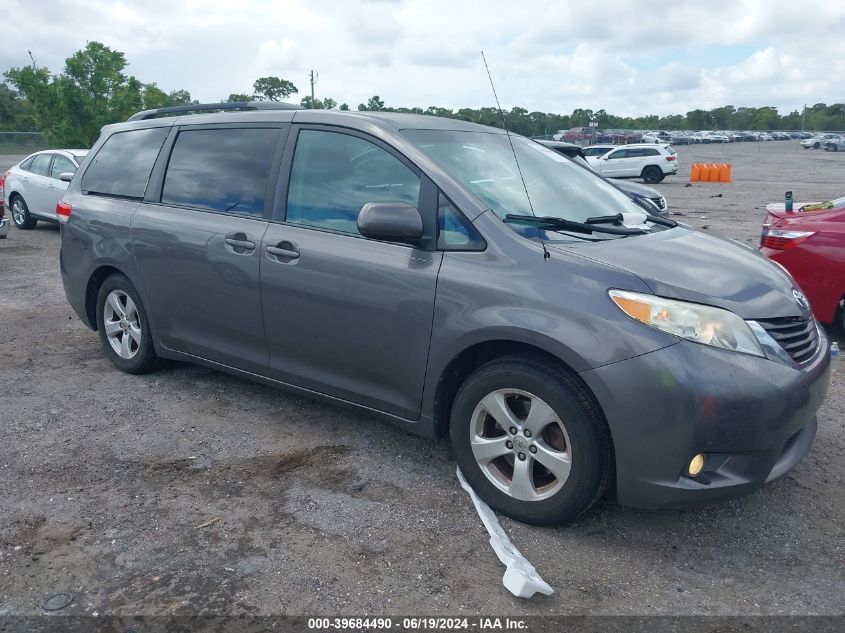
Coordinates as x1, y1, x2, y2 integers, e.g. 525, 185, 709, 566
450, 355, 613, 525
95, 274, 158, 374
642, 165, 664, 184
814, 142, 820, 149
10, 195, 36, 230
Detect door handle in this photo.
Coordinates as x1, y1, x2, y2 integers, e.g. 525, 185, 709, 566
224, 232, 255, 254
225, 237, 255, 249
266, 243, 300, 260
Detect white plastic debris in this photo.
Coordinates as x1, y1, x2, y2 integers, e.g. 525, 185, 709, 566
456, 467, 554, 599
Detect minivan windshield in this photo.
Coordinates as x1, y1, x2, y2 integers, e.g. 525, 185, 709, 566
403, 129, 653, 240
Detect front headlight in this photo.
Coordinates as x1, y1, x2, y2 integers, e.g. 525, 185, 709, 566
609, 289, 764, 357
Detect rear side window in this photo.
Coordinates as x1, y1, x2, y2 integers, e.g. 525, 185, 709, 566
285, 129, 420, 235
82, 127, 168, 199
30, 154, 52, 176
50, 155, 76, 179
20, 156, 35, 171
642, 148, 660, 157
161, 128, 281, 216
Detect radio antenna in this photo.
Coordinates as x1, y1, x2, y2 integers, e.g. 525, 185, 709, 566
481, 52, 549, 260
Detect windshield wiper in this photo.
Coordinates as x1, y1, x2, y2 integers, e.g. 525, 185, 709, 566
586, 212, 676, 228
504, 214, 646, 236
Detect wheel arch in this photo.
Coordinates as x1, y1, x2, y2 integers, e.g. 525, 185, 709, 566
430, 337, 610, 444
84, 265, 126, 330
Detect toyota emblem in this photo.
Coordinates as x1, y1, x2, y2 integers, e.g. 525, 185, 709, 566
793, 289, 810, 311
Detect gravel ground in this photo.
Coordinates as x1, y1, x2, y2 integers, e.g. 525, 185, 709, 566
0, 140, 843, 617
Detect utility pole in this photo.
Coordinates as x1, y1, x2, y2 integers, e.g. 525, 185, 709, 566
309, 70, 318, 108
28, 50, 36, 69
801, 103, 806, 132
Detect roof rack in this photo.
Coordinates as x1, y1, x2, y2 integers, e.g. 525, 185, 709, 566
127, 101, 300, 121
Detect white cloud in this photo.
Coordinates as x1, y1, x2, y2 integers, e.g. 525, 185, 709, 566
1, 0, 843, 115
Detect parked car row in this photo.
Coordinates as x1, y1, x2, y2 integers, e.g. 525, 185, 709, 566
800, 133, 845, 151
555, 129, 821, 146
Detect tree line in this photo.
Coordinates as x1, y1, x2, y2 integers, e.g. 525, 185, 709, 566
3, 42, 844, 147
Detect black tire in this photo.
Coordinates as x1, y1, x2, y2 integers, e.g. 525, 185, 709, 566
10, 195, 37, 230
450, 354, 613, 525
814, 142, 820, 149
642, 165, 664, 184
95, 274, 158, 374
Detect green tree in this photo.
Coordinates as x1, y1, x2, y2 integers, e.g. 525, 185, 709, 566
6, 42, 143, 145
225, 93, 253, 102
0, 82, 35, 130
253, 76, 297, 101
339, 103, 350, 111
168, 89, 193, 105
358, 95, 385, 111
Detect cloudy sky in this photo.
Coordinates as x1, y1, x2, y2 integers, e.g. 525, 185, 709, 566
2, 0, 844, 117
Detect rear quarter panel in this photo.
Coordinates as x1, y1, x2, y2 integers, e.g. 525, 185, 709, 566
60, 192, 146, 330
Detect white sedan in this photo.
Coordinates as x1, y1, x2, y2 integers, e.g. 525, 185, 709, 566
4, 149, 88, 229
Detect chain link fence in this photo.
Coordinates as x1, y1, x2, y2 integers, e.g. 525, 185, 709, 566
0, 131, 49, 156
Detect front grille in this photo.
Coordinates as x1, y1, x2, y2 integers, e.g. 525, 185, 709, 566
649, 196, 666, 211
757, 316, 820, 364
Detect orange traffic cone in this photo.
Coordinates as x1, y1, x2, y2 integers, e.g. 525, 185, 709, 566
690, 163, 701, 182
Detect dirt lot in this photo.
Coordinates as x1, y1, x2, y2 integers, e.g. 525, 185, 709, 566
0, 140, 843, 618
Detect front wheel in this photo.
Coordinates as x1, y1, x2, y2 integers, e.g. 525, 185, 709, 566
450, 355, 613, 525
642, 166, 664, 184
10, 196, 36, 230
95, 274, 158, 374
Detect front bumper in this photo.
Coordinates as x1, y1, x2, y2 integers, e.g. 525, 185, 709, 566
579, 335, 831, 509
0, 217, 8, 238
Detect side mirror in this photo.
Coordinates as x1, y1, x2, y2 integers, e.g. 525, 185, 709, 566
357, 201, 423, 244
59, 172, 74, 182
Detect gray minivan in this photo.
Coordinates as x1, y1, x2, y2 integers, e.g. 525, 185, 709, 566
59, 103, 831, 525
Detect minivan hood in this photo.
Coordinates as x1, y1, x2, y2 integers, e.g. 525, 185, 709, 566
555, 227, 804, 319
608, 179, 660, 198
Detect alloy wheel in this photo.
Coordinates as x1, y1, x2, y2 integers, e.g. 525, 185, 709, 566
103, 290, 142, 359
469, 388, 572, 502
11, 199, 26, 226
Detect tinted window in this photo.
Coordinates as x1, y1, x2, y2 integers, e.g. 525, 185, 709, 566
437, 193, 485, 251
642, 148, 660, 157
30, 154, 52, 176
607, 150, 627, 159
82, 127, 168, 199
50, 155, 76, 179
583, 147, 608, 157
161, 128, 281, 215
286, 129, 420, 235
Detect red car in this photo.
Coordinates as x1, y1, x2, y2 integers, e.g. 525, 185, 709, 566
760, 196, 845, 329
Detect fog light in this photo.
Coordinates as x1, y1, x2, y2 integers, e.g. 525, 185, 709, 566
687, 453, 705, 477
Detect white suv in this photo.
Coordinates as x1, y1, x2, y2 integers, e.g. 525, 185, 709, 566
586, 143, 678, 183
